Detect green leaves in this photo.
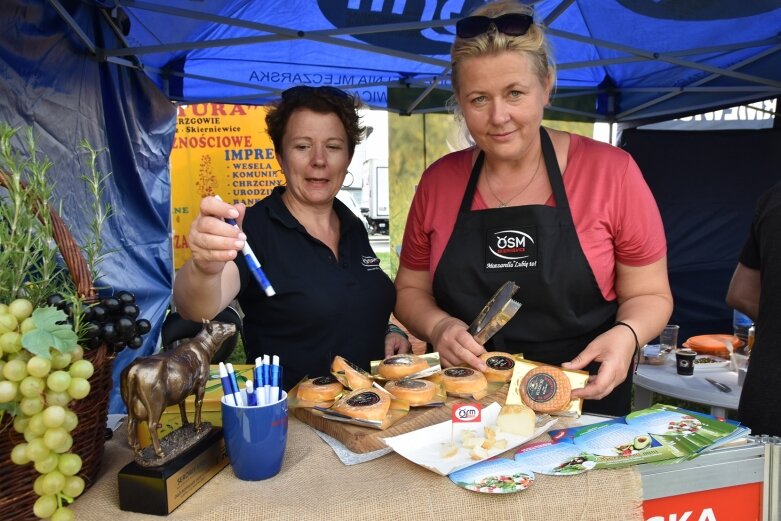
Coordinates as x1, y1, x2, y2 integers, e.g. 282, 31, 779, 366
21, 307, 78, 359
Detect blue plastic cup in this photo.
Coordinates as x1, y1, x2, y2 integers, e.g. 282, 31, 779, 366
221, 391, 288, 481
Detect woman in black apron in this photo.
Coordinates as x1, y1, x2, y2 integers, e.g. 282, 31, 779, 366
394, 1, 673, 416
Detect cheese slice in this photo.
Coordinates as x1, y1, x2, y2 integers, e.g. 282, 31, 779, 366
496, 404, 536, 437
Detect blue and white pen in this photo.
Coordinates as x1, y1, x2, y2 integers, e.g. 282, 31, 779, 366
219, 362, 237, 406
253, 356, 265, 406
277, 364, 283, 402
245, 380, 257, 407
215, 195, 275, 297
262, 354, 271, 404
226, 362, 243, 406
271, 355, 281, 404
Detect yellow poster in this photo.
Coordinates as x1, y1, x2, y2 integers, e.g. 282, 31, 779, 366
170, 103, 283, 269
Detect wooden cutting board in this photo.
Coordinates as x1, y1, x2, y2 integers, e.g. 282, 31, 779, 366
293, 386, 509, 453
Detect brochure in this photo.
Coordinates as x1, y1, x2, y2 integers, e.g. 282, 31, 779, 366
450, 404, 749, 482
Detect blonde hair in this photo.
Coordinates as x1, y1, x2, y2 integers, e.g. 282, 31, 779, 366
450, 0, 556, 95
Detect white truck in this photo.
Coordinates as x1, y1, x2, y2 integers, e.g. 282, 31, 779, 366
360, 158, 389, 235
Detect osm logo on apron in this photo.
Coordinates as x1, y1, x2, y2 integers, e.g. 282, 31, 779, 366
485, 227, 538, 271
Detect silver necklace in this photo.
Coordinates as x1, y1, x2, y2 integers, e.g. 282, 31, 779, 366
484, 151, 542, 208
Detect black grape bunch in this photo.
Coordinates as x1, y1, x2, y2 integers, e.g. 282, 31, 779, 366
47, 291, 152, 354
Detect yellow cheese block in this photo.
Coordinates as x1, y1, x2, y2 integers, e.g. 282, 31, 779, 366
496, 403, 536, 437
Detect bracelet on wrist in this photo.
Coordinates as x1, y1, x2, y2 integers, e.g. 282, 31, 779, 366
613, 321, 640, 371
386, 324, 408, 340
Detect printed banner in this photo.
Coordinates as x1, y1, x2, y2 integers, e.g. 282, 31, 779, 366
170, 103, 283, 269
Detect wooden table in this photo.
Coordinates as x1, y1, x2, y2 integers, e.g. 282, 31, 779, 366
70, 416, 643, 521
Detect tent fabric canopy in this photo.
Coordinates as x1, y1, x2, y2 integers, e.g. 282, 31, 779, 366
1, 0, 176, 413
73, 0, 781, 123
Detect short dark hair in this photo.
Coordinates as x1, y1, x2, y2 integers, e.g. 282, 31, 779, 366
265, 86, 365, 159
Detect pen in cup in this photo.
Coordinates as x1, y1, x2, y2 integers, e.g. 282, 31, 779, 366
277, 364, 283, 402
226, 362, 244, 406
262, 354, 271, 404
245, 380, 258, 406
215, 195, 275, 297
219, 362, 237, 406
271, 355, 280, 404
254, 356, 265, 406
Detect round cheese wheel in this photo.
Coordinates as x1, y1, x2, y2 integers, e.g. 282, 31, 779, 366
479, 351, 516, 382
331, 355, 373, 390
384, 379, 437, 405
332, 388, 390, 421
377, 354, 429, 380
442, 367, 487, 395
297, 375, 344, 402
519, 365, 572, 412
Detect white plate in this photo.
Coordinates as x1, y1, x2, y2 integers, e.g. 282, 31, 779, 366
694, 355, 730, 371
382, 402, 558, 476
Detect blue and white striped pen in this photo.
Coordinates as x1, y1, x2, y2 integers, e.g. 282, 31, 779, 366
277, 364, 283, 402
218, 362, 237, 406
270, 355, 280, 404
215, 195, 275, 297
262, 354, 271, 404
226, 363, 244, 406
245, 380, 257, 407
253, 356, 265, 406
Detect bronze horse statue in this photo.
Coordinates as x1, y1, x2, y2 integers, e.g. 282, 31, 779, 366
121, 320, 237, 459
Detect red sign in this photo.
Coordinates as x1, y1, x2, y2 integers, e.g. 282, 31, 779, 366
452, 403, 482, 423
643, 482, 762, 521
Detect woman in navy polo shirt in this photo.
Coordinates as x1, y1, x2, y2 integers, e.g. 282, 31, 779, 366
173, 86, 409, 389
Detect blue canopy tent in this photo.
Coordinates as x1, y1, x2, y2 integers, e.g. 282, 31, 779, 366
105, 0, 781, 122
1, 0, 780, 411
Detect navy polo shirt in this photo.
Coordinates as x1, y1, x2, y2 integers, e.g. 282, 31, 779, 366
234, 186, 395, 390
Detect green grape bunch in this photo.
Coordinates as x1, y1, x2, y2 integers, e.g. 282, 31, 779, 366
0, 298, 93, 521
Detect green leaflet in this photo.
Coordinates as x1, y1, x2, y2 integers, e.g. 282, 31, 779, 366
21, 306, 78, 359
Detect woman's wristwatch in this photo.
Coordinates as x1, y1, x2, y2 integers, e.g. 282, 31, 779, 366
386, 323, 409, 340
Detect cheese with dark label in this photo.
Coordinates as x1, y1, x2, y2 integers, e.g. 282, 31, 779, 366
297, 375, 344, 402
378, 354, 429, 380
331, 388, 390, 421
519, 365, 572, 412
479, 351, 516, 382
384, 378, 437, 405
442, 367, 488, 395
331, 355, 373, 390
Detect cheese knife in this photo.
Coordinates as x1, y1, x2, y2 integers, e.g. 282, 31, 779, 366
705, 377, 732, 393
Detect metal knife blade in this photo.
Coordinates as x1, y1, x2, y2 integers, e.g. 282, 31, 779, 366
705, 377, 732, 393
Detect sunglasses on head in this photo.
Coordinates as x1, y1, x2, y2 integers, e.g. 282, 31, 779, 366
281, 85, 350, 101
456, 13, 534, 39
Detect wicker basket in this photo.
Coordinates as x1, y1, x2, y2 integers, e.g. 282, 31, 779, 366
0, 171, 114, 521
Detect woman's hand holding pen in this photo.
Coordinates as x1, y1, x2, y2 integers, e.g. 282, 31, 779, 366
563, 326, 636, 400
188, 196, 248, 275
431, 316, 487, 371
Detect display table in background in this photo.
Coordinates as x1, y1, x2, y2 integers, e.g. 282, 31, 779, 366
634, 361, 740, 418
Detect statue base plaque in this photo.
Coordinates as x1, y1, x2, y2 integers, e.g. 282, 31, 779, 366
118, 427, 228, 515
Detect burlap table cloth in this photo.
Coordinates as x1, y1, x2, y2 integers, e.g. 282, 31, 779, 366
71, 418, 644, 521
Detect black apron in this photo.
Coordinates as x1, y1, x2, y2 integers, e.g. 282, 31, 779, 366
432, 128, 631, 416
